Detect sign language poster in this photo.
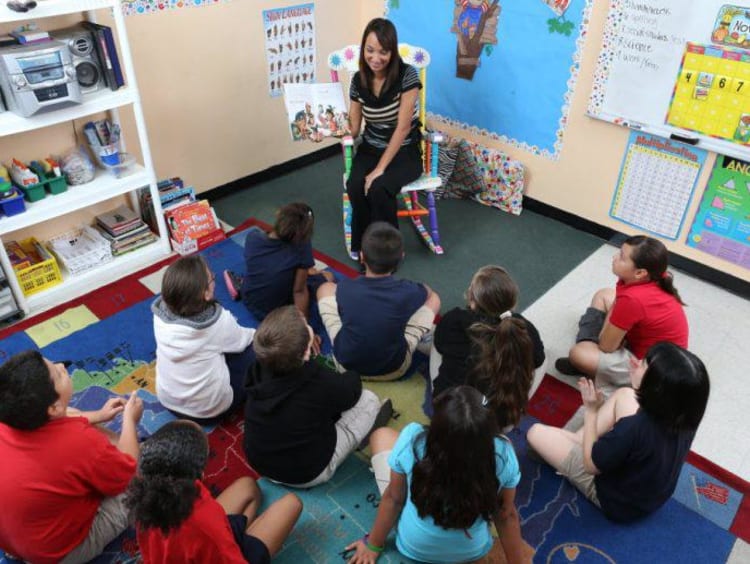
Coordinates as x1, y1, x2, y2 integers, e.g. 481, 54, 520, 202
263, 3, 317, 97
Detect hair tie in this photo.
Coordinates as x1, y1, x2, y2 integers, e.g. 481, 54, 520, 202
661, 271, 669, 280
499, 310, 512, 320
481, 395, 489, 406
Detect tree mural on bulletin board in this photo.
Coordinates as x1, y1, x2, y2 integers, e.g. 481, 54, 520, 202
387, 0, 590, 159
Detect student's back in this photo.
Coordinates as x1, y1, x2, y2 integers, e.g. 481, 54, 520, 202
241, 226, 313, 319
244, 359, 362, 484
334, 274, 426, 375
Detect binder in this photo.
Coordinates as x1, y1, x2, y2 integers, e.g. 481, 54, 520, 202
82, 22, 123, 90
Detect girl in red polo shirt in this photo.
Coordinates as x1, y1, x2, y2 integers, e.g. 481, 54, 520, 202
127, 420, 301, 564
556, 235, 688, 397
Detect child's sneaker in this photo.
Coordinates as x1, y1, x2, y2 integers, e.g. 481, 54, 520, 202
223, 270, 243, 301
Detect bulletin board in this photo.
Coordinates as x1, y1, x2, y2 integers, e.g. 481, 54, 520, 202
666, 43, 750, 147
588, 1, 750, 161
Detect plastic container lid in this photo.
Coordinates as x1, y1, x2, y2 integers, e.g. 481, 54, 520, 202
100, 152, 136, 179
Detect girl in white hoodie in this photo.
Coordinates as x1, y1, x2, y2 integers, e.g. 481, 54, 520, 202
153, 255, 255, 423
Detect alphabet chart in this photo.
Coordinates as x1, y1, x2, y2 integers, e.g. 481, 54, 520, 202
666, 43, 750, 146
610, 132, 707, 240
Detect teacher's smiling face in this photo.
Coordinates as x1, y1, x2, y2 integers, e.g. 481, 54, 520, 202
364, 32, 392, 77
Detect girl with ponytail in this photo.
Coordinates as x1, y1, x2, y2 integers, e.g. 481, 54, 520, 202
556, 235, 689, 397
431, 266, 545, 428
127, 420, 301, 564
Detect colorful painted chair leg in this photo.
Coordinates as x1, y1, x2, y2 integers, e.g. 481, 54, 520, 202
343, 192, 353, 254
401, 193, 444, 255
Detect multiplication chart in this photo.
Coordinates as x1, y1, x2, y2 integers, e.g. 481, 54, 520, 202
610, 132, 707, 240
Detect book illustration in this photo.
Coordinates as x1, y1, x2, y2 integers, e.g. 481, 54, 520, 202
283, 82, 348, 142
712, 196, 725, 210
165, 201, 219, 243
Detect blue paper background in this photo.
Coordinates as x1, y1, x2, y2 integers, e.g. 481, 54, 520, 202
387, 0, 587, 156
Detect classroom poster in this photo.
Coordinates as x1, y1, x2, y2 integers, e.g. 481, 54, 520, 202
610, 132, 707, 240
122, 0, 230, 16
386, 0, 592, 160
687, 155, 750, 269
262, 3, 316, 98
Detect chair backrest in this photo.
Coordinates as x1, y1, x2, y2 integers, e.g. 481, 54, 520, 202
327, 44, 436, 175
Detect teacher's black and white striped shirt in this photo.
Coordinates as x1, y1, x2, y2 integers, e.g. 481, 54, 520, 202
350, 61, 422, 150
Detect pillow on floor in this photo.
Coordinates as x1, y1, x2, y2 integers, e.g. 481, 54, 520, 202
442, 138, 486, 199
467, 142, 525, 216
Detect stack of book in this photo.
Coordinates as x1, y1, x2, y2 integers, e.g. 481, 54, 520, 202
95, 204, 157, 256
139, 177, 196, 232
166, 199, 225, 255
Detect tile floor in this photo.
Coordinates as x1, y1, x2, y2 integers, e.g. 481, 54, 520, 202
523, 243, 750, 483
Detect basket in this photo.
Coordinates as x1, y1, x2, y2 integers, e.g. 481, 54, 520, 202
47, 225, 113, 276
7, 238, 63, 297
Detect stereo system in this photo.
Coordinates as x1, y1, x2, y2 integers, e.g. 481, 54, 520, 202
0, 41, 82, 117
49, 25, 106, 95
0, 24, 106, 117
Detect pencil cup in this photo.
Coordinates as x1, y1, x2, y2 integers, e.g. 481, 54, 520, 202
91, 143, 120, 167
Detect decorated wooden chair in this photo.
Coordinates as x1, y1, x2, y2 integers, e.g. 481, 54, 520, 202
327, 43, 444, 255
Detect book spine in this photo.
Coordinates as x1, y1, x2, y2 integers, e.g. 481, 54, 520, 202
102, 26, 124, 89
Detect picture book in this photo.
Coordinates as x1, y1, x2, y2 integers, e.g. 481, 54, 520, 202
283, 82, 349, 142
165, 200, 220, 243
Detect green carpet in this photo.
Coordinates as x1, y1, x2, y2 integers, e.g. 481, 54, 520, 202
210, 154, 604, 311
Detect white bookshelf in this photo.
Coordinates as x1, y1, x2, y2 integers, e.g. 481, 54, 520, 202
0, 0, 171, 317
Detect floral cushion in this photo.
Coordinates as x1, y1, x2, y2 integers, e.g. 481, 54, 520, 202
467, 142, 525, 216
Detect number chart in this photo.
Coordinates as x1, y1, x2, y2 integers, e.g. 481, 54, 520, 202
666, 43, 750, 145
610, 132, 707, 240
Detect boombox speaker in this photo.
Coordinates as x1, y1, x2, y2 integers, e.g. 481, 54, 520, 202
49, 24, 105, 94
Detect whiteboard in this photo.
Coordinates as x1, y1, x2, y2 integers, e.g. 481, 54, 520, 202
588, 0, 750, 161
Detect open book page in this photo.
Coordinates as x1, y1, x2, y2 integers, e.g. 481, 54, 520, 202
283, 82, 349, 141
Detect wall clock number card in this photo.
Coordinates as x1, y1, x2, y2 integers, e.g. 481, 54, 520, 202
610, 132, 707, 240
666, 42, 750, 145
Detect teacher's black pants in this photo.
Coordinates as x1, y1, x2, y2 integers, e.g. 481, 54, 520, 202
346, 142, 422, 252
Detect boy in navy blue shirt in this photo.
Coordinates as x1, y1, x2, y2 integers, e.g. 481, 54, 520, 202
317, 222, 440, 380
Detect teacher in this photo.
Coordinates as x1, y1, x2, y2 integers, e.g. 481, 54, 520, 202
346, 18, 423, 261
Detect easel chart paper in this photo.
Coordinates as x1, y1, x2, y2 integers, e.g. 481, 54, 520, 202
610, 132, 707, 240
687, 155, 750, 269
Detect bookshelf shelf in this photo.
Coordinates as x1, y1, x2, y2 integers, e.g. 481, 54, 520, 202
0, 88, 137, 137
0, 0, 171, 318
26, 239, 165, 312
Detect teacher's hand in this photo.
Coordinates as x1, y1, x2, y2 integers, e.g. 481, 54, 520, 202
364, 168, 384, 195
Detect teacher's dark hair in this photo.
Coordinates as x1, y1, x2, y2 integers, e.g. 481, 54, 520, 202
358, 18, 401, 95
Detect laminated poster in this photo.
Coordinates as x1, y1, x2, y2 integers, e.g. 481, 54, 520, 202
610, 131, 706, 240
687, 155, 750, 270
263, 3, 316, 98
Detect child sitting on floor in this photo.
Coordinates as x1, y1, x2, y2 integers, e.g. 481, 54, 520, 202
153, 255, 255, 423
244, 305, 392, 487
555, 235, 688, 398
224, 202, 333, 321
0, 350, 143, 564
528, 342, 710, 522
317, 221, 441, 381
431, 265, 545, 430
346, 386, 525, 563
127, 420, 302, 563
